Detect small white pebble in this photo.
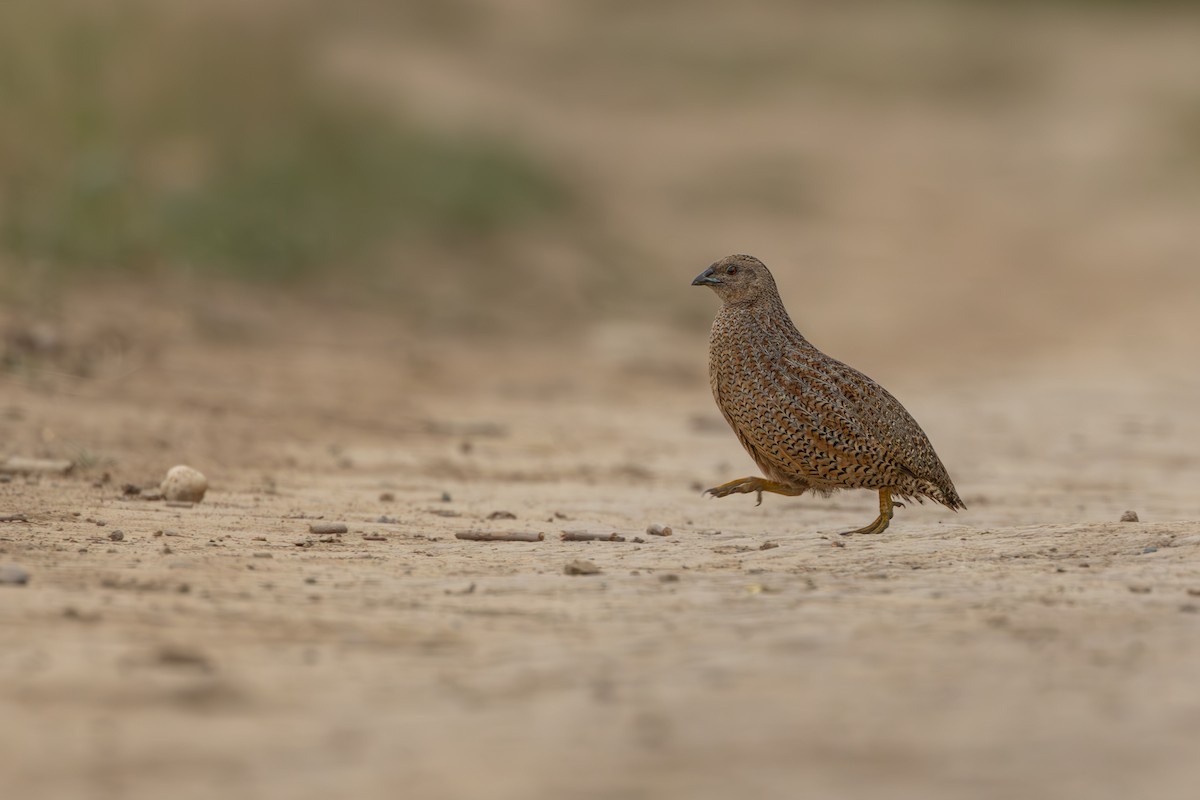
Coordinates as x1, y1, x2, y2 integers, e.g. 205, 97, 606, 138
161, 465, 208, 503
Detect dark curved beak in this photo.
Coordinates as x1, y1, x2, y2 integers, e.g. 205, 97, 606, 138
691, 267, 721, 286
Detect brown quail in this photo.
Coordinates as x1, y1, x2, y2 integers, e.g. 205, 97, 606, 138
693, 254, 964, 535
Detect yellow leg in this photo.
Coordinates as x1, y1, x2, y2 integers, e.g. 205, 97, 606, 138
841, 488, 895, 536
704, 476, 806, 507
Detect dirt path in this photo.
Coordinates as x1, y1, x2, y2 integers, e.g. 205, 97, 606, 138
2, 312, 1199, 799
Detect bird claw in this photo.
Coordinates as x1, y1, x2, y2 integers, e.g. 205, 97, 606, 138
704, 478, 758, 499
704, 477, 774, 505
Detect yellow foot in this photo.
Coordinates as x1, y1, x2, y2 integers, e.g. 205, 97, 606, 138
841, 513, 891, 536
840, 488, 896, 536
703, 476, 805, 507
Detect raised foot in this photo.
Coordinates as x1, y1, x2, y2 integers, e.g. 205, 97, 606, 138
703, 477, 803, 507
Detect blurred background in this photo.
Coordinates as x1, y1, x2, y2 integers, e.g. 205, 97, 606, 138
3, 0, 1198, 375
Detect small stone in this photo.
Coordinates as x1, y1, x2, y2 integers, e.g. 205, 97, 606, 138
108, 530, 124, 542
252, 552, 273, 558
376, 515, 397, 524
564, 560, 601, 576
160, 465, 208, 503
646, 524, 673, 537
0, 564, 30, 586
63, 607, 100, 622
379, 492, 395, 502
308, 523, 347, 535
658, 573, 680, 583
441, 491, 452, 502
155, 646, 212, 671
759, 541, 779, 551
488, 511, 517, 520
1129, 585, 1152, 594
1120, 510, 1139, 522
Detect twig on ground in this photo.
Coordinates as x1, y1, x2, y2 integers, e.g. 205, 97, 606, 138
456, 531, 543, 542
561, 530, 626, 542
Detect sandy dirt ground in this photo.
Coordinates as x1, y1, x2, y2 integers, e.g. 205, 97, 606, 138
2, 293, 1199, 800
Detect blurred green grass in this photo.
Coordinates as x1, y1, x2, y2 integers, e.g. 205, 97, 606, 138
0, 1, 568, 286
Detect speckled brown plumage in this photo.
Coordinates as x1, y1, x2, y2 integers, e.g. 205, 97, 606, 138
692, 254, 964, 535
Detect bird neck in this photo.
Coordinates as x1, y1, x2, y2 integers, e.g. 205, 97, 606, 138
717, 294, 812, 349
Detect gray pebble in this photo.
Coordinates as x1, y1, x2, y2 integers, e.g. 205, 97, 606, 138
1120, 510, 1139, 522
109, 530, 125, 542
0, 564, 30, 586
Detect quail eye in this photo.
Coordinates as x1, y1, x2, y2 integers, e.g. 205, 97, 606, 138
726, 265, 738, 275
